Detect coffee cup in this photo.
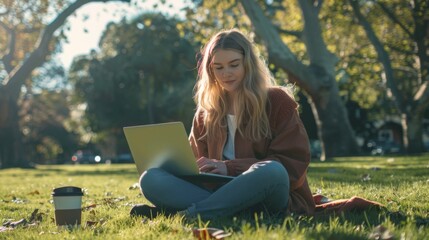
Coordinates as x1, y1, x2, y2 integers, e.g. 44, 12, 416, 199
52, 186, 83, 226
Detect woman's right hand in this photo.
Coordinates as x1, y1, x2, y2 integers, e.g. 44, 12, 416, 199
197, 157, 227, 175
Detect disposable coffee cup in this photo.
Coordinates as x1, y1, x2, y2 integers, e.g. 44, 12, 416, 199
52, 186, 83, 226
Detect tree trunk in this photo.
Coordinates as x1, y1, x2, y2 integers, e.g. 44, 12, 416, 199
402, 112, 425, 153
0, 91, 25, 168
240, 0, 360, 158
309, 83, 359, 158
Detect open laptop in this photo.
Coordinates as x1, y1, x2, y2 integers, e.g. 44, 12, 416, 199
123, 122, 234, 183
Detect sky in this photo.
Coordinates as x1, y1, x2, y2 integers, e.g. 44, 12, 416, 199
59, 0, 189, 70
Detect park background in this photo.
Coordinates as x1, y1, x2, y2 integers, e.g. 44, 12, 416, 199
1, 0, 428, 168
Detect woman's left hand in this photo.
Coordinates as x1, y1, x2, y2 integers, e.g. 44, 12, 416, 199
197, 157, 228, 175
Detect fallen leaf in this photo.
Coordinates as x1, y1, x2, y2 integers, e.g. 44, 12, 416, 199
192, 227, 232, 240
28, 190, 40, 195
11, 197, 27, 204
368, 225, 394, 240
0, 208, 44, 233
9, 219, 27, 228
361, 174, 371, 181
29, 209, 43, 222
86, 221, 98, 227
86, 219, 106, 227
83, 204, 97, 211
129, 183, 140, 190
0, 226, 12, 232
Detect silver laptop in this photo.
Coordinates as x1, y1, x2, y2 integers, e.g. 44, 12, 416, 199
123, 122, 234, 182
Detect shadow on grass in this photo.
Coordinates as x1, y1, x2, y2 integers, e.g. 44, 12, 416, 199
41, 167, 140, 178
0, 165, 141, 179
308, 166, 429, 185
196, 208, 428, 239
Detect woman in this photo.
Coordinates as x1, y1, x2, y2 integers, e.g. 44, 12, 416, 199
131, 29, 315, 220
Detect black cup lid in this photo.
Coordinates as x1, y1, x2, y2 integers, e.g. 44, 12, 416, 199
52, 186, 83, 196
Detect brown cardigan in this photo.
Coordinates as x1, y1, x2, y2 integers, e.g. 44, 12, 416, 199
189, 87, 315, 215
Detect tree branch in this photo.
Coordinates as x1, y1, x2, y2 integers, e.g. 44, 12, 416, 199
0, 21, 15, 73
298, 0, 336, 67
276, 26, 303, 39
385, 42, 415, 55
238, 0, 319, 93
376, 1, 413, 38
349, 0, 405, 112
3, 0, 130, 99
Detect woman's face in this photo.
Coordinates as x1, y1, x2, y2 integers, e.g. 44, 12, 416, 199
211, 49, 245, 94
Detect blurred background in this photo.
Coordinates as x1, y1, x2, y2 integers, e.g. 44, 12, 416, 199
0, 0, 428, 168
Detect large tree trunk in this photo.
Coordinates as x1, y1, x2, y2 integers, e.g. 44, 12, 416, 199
240, 0, 360, 158
403, 113, 424, 153
0, 90, 25, 168
309, 83, 359, 158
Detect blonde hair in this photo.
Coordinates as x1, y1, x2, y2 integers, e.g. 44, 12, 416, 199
194, 29, 276, 141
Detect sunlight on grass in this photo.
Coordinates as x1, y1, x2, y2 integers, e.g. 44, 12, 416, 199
1, 155, 428, 239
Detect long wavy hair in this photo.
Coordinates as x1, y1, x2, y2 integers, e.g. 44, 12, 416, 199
194, 29, 276, 141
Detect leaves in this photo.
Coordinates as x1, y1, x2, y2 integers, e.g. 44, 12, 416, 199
368, 225, 394, 240
69, 12, 197, 149
192, 227, 232, 240
0, 209, 43, 232
361, 173, 371, 181
128, 182, 140, 190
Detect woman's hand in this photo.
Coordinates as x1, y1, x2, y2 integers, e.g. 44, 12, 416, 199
197, 157, 227, 175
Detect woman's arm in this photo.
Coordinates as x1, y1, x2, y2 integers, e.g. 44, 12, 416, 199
189, 111, 209, 159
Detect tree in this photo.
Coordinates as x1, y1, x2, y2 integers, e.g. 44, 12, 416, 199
237, 0, 360, 158
21, 89, 79, 164
349, 0, 429, 153
69, 13, 196, 155
0, 0, 130, 168
20, 58, 79, 164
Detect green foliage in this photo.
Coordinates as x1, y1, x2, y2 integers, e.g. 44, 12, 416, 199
317, 1, 384, 110
0, 0, 68, 66
332, 0, 428, 119
31, 59, 68, 91
189, 0, 426, 120
68, 13, 197, 152
19, 89, 79, 164
0, 155, 428, 239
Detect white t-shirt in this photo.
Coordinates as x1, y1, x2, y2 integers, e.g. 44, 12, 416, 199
223, 114, 236, 160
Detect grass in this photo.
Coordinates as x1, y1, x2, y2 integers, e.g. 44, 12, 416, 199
1, 154, 428, 239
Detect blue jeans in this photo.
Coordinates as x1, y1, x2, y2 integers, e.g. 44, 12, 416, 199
139, 160, 290, 219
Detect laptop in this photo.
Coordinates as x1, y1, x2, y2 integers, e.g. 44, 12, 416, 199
123, 122, 234, 183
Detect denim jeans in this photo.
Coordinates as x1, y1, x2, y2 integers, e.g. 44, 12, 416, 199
139, 160, 290, 219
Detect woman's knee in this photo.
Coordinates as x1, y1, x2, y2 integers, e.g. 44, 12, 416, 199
250, 161, 289, 184
140, 168, 175, 205
139, 168, 166, 193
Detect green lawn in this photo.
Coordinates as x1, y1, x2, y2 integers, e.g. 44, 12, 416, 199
1, 154, 428, 239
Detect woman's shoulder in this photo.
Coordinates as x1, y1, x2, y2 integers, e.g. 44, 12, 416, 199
267, 87, 297, 108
